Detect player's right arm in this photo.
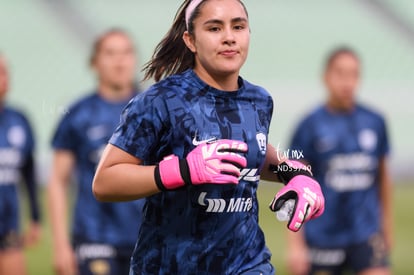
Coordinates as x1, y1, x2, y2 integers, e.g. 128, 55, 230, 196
93, 139, 248, 202
47, 150, 77, 275
93, 144, 160, 201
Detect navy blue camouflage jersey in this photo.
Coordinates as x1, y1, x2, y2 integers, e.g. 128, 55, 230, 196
52, 93, 144, 247
290, 105, 390, 248
0, 106, 39, 238
110, 69, 274, 274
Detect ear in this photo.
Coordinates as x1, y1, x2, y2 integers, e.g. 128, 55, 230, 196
183, 31, 196, 53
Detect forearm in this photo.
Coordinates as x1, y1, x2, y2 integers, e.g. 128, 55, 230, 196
26, 178, 41, 223
379, 157, 393, 249
47, 179, 70, 251
22, 154, 41, 222
261, 144, 286, 181
286, 229, 310, 275
93, 163, 160, 201
287, 229, 307, 250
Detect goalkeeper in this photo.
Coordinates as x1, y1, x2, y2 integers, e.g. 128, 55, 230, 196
93, 0, 325, 274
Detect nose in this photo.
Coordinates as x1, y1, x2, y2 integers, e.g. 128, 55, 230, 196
223, 27, 236, 46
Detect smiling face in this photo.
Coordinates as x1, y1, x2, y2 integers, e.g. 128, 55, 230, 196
183, 0, 250, 86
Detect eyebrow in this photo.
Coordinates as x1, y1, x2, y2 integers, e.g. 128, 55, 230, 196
203, 17, 248, 25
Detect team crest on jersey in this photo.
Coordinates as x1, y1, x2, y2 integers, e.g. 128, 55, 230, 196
256, 132, 267, 155
7, 126, 26, 148
358, 129, 377, 152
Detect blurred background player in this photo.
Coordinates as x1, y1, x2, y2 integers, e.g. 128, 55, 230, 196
47, 29, 144, 275
286, 47, 393, 275
0, 53, 41, 275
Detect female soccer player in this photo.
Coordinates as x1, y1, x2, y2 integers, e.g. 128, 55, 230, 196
286, 47, 393, 275
47, 29, 144, 275
93, 1, 325, 274
0, 54, 41, 275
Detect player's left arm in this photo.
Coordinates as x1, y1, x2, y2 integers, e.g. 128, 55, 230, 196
261, 144, 325, 232
21, 151, 42, 246
20, 117, 41, 246
379, 156, 393, 250
260, 144, 284, 181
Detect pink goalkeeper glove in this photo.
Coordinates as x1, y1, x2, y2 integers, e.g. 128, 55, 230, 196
270, 175, 325, 232
154, 139, 248, 190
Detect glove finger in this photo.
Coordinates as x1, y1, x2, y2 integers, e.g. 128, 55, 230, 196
219, 145, 248, 154
216, 140, 248, 154
287, 201, 310, 232
269, 190, 297, 212
269, 196, 285, 212
213, 174, 240, 184
312, 208, 323, 219
219, 163, 242, 177
221, 155, 247, 169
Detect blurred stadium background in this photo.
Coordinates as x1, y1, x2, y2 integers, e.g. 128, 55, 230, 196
1, 0, 413, 274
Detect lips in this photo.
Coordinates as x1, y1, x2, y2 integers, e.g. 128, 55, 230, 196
219, 50, 238, 57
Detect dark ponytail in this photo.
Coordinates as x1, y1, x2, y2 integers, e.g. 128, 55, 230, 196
143, 0, 195, 82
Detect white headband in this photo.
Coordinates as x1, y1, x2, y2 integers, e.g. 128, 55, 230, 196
185, 0, 204, 30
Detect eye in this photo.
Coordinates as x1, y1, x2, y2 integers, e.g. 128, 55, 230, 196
233, 23, 248, 31
209, 26, 220, 32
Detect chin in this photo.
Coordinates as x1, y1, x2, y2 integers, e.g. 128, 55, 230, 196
217, 60, 244, 73
215, 65, 241, 76
342, 101, 355, 111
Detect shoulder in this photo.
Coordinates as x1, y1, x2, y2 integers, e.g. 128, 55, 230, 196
299, 105, 325, 126
149, 70, 198, 99
59, 93, 98, 122
242, 79, 272, 99
66, 93, 98, 113
355, 104, 388, 134
241, 79, 273, 116
52, 93, 98, 134
356, 103, 386, 123
130, 72, 195, 109
3, 106, 32, 126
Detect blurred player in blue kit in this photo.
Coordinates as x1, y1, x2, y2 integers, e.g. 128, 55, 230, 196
93, 0, 325, 274
286, 47, 393, 275
47, 29, 144, 275
0, 53, 41, 275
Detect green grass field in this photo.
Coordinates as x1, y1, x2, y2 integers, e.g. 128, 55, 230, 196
22, 183, 414, 274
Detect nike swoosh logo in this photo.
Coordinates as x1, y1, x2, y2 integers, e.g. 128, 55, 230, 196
192, 136, 216, 146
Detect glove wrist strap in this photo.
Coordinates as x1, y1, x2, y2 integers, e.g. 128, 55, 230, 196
269, 160, 313, 184
155, 155, 187, 190
179, 159, 192, 186
154, 166, 166, 191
